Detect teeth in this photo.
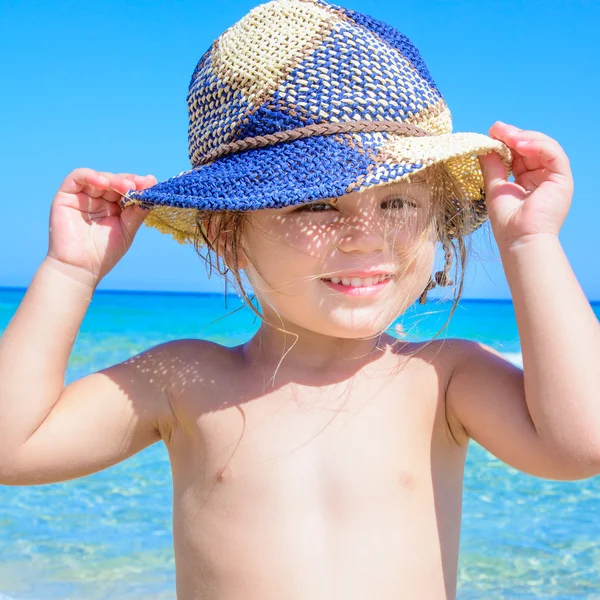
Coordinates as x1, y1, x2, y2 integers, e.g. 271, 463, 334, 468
326, 274, 390, 287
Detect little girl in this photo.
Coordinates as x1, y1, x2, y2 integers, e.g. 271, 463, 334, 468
1, 1, 598, 598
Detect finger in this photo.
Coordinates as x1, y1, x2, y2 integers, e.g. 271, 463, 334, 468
507, 129, 561, 146
490, 124, 558, 148
493, 128, 566, 167
488, 121, 523, 139
513, 139, 571, 176
478, 151, 508, 191
133, 174, 158, 190
76, 177, 126, 203
119, 203, 150, 239
510, 153, 529, 179
502, 137, 569, 181
63, 168, 110, 195
91, 199, 124, 219
108, 175, 137, 195
114, 172, 156, 185
99, 189, 125, 203
116, 173, 144, 188
516, 168, 549, 192
86, 171, 134, 195
65, 170, 154, 201
486, 123, 536, 179
112, 172, 157, 192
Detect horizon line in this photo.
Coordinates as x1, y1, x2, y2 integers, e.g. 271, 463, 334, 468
3, 285, 598, 304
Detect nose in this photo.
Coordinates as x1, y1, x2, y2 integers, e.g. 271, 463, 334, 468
335, 222, 384, 255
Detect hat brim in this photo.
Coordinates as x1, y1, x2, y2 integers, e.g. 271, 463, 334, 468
121, 131, 511, 244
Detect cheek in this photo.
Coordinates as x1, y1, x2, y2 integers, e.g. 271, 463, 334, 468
395, 237, 437, 290
241, 221, 327, 291
245, 216, 335, 264
387, 211, 434, 242
412, 245, 437, 295
277, 219, 340, 260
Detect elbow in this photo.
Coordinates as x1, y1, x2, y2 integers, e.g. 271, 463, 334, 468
546, 447, 600, 481
0, 469, 24, 487
0, 448, 39, 487
0, 458, 25, 486
567, 442, 600, 480
553, 463, 600, 481
0, 450, 18, 485
0, 467, 52, 487
585, 452, 600, 480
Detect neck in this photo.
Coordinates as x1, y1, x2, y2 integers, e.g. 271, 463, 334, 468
240, 317, 396, 378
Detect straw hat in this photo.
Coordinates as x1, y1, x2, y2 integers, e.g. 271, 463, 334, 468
121, 0, 511, 244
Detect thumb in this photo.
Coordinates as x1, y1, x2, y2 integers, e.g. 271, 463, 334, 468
478, 151, 508, 193
120, 204, 150, 239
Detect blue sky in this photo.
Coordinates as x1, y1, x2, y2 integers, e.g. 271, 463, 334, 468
2, 0, 598, 300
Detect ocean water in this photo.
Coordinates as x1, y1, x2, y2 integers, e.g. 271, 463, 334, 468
0, 287, 599, 600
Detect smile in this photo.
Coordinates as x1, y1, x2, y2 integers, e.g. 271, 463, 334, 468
321, 274, 391, 296
323, 274, 390, 287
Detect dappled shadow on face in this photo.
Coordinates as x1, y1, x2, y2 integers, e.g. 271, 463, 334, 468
245, 177, 434, 267
237, 178, 438, 340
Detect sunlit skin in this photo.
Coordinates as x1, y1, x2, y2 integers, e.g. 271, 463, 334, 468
237, 174, 438, 372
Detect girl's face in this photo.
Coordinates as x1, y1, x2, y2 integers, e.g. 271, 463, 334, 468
238, 176, 437, 339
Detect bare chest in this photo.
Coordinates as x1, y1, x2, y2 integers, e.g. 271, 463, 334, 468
167, 353, 458, 489
163, 346, 465, 520
163, 348, 467, 599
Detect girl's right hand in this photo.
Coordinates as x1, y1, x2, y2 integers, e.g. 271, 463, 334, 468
46, 168, 157, 286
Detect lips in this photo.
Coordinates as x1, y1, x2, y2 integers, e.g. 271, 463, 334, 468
321, 275, 391, 297
321, 274, 391, 287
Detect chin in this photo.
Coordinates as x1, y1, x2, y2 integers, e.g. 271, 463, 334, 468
301, 311, 396, 340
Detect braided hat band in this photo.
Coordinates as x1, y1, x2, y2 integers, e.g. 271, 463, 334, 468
121, 0, 511, 244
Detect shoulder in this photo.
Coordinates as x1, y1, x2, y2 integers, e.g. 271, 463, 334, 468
387, 336, 475, 376
145, 337, 243, 408
119, 338, 229, 384
440, 337, 520, 376
394, 337, 521, 447
118, 338, 241, 443
148, 337, 234, 361
143, 338, 239, 386
412, 337, 511, 372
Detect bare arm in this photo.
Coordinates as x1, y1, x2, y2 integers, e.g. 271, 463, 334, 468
502, 237, 600, 458
446, 337, 600, 481
0, 257, 98, 456
446, 123, 600, 481
446, 239, 600, 479
0, 168, 166, 485
0, 257, 175, 485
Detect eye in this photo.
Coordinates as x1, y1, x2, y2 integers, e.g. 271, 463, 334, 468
293, 201, 335, 213
381, 196, 419, 209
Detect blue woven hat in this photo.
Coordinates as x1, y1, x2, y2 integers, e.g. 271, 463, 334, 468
121, 0, 511, 244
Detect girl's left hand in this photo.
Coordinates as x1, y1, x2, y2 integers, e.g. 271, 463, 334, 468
478, 121, 574, 251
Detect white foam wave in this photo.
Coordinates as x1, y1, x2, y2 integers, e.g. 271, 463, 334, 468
500, 352, 523, 368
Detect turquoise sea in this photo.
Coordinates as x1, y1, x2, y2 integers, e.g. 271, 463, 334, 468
0, 287, 599, 599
